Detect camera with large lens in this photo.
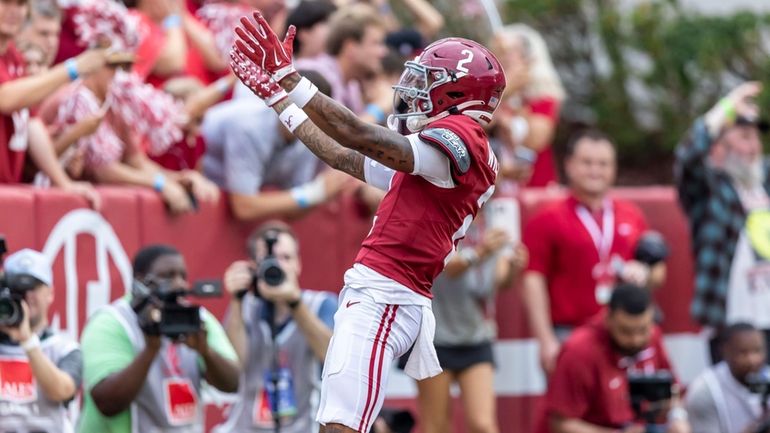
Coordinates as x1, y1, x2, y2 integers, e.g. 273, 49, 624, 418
131, 278, 221, 339
0, 274, 43, 327
627, 370, 674, 433
251, 229, 286, 292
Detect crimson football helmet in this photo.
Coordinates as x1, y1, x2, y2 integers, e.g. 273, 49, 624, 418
390, 37, 506, 133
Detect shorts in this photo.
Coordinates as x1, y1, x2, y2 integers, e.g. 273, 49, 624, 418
316, 287, 423, 432
435, 341, 495, 372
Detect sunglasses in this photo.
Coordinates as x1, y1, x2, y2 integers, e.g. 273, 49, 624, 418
107, 62, 132, 71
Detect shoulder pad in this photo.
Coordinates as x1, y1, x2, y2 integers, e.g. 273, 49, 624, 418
419, 127, 471, 175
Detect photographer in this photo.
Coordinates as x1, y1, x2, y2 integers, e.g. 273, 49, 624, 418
0, 248, 81, 433
541, 284, 690, 433
686, 323, 769, 433
78, 244, 240, 433
214, 221, 336, 433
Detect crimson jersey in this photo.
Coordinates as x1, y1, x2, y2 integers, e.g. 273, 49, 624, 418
356, 115, 498, 298
0, 44, 27, 184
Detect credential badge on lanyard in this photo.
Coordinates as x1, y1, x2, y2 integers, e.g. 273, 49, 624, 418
576, 200, 615, 304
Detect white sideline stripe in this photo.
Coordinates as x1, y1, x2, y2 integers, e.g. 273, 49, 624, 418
384, 333, 710, 399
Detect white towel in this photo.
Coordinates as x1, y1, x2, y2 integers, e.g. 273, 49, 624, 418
404, 305, 442, 380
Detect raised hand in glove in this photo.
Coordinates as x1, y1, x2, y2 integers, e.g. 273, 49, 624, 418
233, 11, 297, 81
229, 48, 287, 106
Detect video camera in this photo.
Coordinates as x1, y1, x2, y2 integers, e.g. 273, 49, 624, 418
628, 370, 674, 433
0, 237, 45, 327
131, 277, 221, 339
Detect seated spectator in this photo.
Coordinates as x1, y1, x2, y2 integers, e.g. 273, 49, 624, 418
542, 284, 690, 433
686, 323, 770, 433
36, 2, 220, 214
0, 0, 103, 206
295, 3, 387, 115
153, 74, 236, 171
127, 0, 227, 87
201, 69, 349, 221
214, 221, 337, 432
0, 248, 82, 433
522, 129, 665, 375
490, 24, 566, 187
78, 244, 240, 433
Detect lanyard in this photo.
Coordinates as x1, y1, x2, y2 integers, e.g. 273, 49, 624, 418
575, 200, 615, 263
161, 343, 184, 378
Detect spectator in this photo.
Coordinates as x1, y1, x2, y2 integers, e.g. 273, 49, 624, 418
490, 24, 565, 187
285, 0, 337, 61
416, 219, 527, 433
78, 244, 240, 433
522, 129, 665, 375
201, 69, 349, 221
542, 284, 690, 433
127, 0, 227, 87
295, 3, 387, 115
0, 248, 82, 433
152, 74, 236, 171
686, 323, 769, 433
674, 81, 770, 361
0, 0, 103, 206
17, 0, 60, 68
213, 221, 337, 432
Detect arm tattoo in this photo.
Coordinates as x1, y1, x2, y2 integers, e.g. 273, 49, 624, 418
280, 74, 414, 173
273, 99, 365, 182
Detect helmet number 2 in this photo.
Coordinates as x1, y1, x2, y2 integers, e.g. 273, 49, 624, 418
456, 50, 474, 74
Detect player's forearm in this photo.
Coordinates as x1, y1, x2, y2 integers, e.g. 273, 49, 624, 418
279, 74, 414, 173
271, 99, 365, 181
291, 302, 332, 362
522, 272, 557, 343
26, 348, 77, 402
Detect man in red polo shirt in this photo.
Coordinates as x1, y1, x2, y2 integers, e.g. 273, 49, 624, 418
543, 284, 690, 433
522, 129, 666, 375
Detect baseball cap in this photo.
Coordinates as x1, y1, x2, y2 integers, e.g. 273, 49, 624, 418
3, 249, 52, 287
735, 115, 770, 132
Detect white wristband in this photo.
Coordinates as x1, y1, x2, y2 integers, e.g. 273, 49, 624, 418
290, 176, 325, 208
21, 334, 41, 352
278, 103, 309, 133
289, 76, 319, 108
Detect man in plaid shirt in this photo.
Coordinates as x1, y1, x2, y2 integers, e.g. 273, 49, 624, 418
675, 82, 770, 360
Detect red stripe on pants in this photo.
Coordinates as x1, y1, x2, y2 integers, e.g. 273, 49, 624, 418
361, 305, 399, 432
357, 305, 392, 432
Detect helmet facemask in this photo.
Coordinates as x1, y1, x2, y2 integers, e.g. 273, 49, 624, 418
390, 60, 453, 132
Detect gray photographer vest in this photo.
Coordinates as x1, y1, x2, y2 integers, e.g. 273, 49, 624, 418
103, 299, 204, 433
213, 290, 332, 433
0, 331, 79, 433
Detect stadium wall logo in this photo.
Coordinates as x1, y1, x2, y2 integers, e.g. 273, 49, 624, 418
41, 209, 133, 339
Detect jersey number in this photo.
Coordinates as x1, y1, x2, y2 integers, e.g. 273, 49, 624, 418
456, 50, 474, 74
443, 184, 496, 266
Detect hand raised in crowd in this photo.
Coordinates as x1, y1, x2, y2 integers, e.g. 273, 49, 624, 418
72, 112, 106, 139
233, 11, 297, 80
0, 301, 32, 343
160, 179, 194, 214
510, 243, 529, 272
73, 48, 108, 77
224, 260, 253, 297
619, 260, 651, 287
706, 81, 762, 134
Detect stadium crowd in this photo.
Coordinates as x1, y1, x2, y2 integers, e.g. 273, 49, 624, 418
0, 0, 769, 433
